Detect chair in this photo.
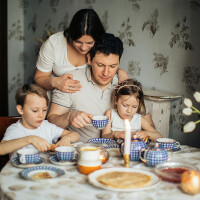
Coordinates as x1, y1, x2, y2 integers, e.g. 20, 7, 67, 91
0, 116, 21, 171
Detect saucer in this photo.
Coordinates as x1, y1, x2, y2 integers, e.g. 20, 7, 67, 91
20, 166, 65, 180
11, 157, 45, 168
49, 155, 76, 166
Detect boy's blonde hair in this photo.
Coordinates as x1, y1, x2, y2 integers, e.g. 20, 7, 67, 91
113, 79, 146, 115
15, 84, 49, 107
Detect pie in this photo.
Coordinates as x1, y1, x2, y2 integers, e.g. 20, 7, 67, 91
97, 171, 152, 189
32, 172, 52, 179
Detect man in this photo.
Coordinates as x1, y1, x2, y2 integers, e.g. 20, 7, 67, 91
47, 33, 123, 142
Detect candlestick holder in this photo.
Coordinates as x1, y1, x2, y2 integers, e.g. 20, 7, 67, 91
123, 154, 130, 168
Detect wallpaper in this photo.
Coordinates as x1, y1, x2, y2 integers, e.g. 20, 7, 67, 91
7, 0, 200, 147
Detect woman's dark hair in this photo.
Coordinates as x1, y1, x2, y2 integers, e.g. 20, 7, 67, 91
113, 79, 146, 115
64, 9, 105, 43
89, 33, 124, 61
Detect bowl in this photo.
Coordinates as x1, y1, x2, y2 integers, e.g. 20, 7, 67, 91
154, 161, 198, 183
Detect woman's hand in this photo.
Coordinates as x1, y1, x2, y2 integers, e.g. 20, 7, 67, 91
53, 73, 82, 93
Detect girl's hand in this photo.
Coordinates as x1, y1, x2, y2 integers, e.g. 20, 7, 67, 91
54, 73, 82, 93
114, 132, 125, 140
135, 131, 148, 140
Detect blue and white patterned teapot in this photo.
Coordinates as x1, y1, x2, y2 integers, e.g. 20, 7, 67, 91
139, 143, 173, 167
120, 135, 148, 161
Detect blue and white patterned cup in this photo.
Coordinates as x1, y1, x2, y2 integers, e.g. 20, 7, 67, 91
55, 146, 76, 161
156, 138, 180, 150
91, 116, 109, 129
17, 149, 40, 164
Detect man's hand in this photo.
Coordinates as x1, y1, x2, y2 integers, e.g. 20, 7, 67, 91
69, 110, 93, 128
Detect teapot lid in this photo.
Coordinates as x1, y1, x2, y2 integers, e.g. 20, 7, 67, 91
131, 135, 142, 142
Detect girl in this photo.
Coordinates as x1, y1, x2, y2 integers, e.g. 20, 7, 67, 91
34, 9, 128, 94
102, 79, 162, 141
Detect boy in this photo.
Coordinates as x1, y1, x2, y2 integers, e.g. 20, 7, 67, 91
0, 84, 80, 156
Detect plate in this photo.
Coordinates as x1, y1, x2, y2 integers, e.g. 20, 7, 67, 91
20, 166, 65, 180
87, 138, 116, 145
49, 155, 76, 166
88, 167, 160, 192
11, 157, 45, 168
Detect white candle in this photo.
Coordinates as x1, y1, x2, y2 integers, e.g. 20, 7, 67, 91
124, 119, 131, 155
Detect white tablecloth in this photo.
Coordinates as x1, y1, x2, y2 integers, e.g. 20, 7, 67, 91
1, 145, 200, 200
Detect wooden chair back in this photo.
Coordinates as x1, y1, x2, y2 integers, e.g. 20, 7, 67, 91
0, 116, 21, 171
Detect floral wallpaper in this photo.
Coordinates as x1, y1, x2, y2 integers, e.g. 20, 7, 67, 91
8, 0, 200, 147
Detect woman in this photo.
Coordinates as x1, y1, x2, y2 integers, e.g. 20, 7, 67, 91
34, 9, 128, 94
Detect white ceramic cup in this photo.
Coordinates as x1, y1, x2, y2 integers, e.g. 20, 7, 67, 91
79, 146, 100, 162
17, 149, 39, 164
156, 138, 180, 150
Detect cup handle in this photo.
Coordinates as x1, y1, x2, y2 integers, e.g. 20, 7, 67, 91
73, 150, 79, 160
139, 149, 147, 163
19, 155, 26, 164
166, 148, 173, 161
175, 142, 180, 148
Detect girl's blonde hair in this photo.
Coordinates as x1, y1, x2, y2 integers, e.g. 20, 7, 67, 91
113, 79, 146, 115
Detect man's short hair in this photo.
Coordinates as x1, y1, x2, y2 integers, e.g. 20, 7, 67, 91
15, 84, 49, 107
89, 33, 124, 61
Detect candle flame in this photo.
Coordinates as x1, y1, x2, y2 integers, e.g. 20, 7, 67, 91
125, 119, 131, 129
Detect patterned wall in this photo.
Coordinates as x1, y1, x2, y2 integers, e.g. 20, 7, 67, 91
8, 0, 200, 147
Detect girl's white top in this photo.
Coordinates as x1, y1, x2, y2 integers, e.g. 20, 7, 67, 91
110, 109, 141, 131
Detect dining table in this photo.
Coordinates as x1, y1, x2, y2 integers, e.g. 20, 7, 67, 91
1, 143, 200, 200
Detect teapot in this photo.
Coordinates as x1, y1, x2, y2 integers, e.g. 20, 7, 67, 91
120, 135, 149, 161
139, 143, 173, 167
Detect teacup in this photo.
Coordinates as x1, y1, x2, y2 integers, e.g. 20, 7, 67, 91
90, 116, 109, 129
17, 149, 39, 164
79, 146, 100, 162
55, 146, 77, 161
156, 138, 180, 150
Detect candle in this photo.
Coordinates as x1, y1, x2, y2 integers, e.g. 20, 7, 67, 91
124, 119, 131, 167
124, 119, 131, 154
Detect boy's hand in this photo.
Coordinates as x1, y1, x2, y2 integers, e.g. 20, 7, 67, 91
29, 136, 50, 152
56, 136, 71, 147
